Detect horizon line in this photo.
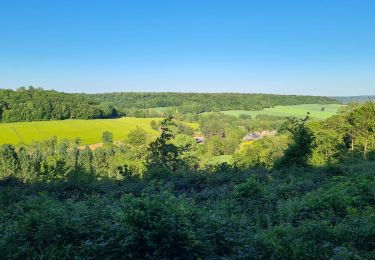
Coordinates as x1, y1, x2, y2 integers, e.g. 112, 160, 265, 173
1, 86, 375, 98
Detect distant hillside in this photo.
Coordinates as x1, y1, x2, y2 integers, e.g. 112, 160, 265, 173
0, 88, 338, 123
87, 92, 338, 114
332, 95, 375, 104
221, 104, 343, 120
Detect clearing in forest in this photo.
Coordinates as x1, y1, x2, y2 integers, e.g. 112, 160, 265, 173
0, 117, 162, 145
221, 104, 344, 119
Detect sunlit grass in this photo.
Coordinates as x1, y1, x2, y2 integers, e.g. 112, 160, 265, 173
0, 117, 163, 145
221, 104, 344, 119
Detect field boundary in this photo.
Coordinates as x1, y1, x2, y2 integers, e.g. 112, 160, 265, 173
11, 127, 24, 143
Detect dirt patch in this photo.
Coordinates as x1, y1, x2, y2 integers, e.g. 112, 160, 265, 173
79, 141, 124, 150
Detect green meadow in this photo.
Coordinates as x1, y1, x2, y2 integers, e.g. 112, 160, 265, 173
221, 103, 344, 119
0, 117, 162, 145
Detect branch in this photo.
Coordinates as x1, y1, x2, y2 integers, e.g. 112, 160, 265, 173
368, 96, 375, 116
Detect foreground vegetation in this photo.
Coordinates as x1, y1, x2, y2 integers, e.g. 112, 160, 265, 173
1, 160, 374, 259
0, 101, 374, 258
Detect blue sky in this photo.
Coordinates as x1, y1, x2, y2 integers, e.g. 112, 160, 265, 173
1, 0, 374, 96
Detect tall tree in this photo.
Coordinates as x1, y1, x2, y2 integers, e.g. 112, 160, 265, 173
102, 131, 113, 144
277, 116, 316, 167
127, 126, 147, 146
0, 144, 19, 179
145, 116, 183, 172
346, 102, 375, 157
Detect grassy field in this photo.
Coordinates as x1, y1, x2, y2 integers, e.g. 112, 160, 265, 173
0, 117, 164, 145
221, 104, 344, 119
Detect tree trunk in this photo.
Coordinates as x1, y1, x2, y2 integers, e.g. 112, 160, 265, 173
364, 138, 368, 158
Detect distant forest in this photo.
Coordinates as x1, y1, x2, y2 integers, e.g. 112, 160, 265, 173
87, 92, 337, 113
0, 87, 337, 122
332, 95, 375, 104
0, 87, 118, 123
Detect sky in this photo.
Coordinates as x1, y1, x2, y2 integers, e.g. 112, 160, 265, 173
0, 0, 374, 96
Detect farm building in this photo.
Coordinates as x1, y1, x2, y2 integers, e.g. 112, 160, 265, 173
243, 132, 262, 142
192, 134, 205, 144
243, 130, 277, 142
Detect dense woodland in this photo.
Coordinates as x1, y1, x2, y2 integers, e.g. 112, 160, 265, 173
0, 87, 337, 122
0, 100, 374, 259
87, 91, 337, 114
0, 87, 118, 122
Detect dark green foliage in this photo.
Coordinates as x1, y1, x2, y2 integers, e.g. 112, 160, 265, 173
127, 126, 147, 146
0, 144, 18, 178
277, 117, 316, 167
87, 92, 337, 113
116, 192, 205, 258
1, 158, 374, 259
0, 87, 118, 122
102, 131, 113, 144
145, 116, 184, 172
0, 88, 336, 122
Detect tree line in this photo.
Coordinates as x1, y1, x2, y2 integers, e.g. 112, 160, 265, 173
0, 87, 338, 123
87, 91, 338, 113
0, 87, 119, 122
